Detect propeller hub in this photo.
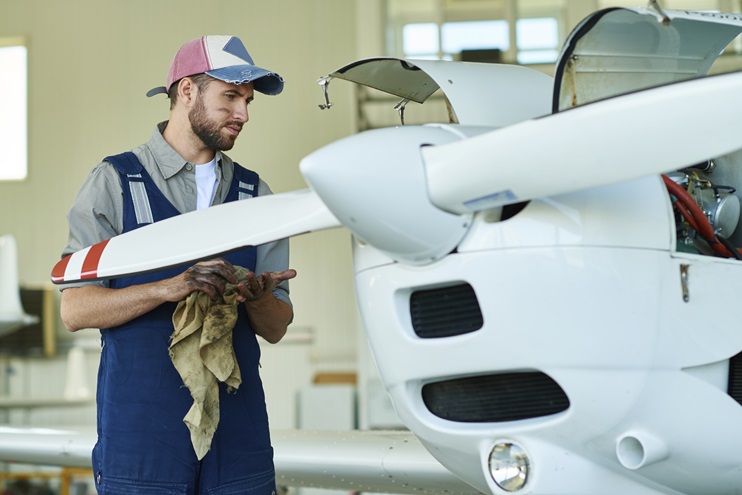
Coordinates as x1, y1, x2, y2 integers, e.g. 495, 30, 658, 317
301, 125, 474, 265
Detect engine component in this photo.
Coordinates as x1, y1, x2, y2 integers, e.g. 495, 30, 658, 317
666, 170, 740, 252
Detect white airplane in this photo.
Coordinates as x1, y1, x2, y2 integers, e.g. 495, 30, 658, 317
0, 234, 38, 337
13, 5, 742, 495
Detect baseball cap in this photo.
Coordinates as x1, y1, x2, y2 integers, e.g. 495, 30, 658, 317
146, 35, 284, 97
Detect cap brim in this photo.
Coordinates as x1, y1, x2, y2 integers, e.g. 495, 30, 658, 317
206, 65, 284, 95
146, 86, 168, 98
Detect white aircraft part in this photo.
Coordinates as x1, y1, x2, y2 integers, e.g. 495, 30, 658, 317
327, 58, 553, 127
457, 176, 674, 252
52, 189, 339, 283
0, 426, 95, 468
352, 176, 742, 493
0, 427, 480, 495
354, 241, 742, 494
273, 430, 480, 494
555, 8, 742, 110
0, 234, 38, 336
423, 71, 742, 214
408, 60, 553, 127
301, 125, 479, 265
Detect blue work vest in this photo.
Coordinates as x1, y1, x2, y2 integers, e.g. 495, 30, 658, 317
92, 152, 275, 495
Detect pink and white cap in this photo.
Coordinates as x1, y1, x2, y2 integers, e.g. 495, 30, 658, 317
146, 35, 284, 97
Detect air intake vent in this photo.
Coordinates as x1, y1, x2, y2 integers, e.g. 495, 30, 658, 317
728, 351, 742, 405
410, 283, 483, 338
422, 372, 570, 423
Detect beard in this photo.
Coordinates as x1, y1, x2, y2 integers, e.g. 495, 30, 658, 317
188, 94, 241, 151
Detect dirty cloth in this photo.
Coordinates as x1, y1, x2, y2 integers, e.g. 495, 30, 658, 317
170, 265, 250, 460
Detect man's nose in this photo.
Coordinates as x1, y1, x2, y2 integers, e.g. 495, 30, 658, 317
233, 103, 249, 122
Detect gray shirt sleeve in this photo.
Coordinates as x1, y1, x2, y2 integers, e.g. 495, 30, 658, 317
255, 180, 292, 307
63, 162, 123, 257
60, 162, 124, 289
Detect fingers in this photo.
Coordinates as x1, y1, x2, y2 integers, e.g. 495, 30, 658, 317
193, 258, 240, 284
236, 268, 297, 302
175, 261, 297, 303
237, 271, 267, 301
181, 258, 239, 300
272, 269, 298, 284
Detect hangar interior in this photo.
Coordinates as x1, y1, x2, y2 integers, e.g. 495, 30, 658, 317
2, 0, 742, 493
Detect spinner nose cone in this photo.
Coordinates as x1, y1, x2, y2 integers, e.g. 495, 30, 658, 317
300, 126, 471, 265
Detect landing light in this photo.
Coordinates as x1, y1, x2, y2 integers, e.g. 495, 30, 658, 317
488, 441, 530, 492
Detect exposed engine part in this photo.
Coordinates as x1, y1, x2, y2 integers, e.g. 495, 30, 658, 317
667, 169, 740, 257
668, 170, 740, 238
687, 159, 716, 174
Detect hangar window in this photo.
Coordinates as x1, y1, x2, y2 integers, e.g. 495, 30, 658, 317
516, 17, 560, 64
398, 18, 559, 63
402, 20, 510, 60
0, 40, 28, 181
387, 0, 562, 65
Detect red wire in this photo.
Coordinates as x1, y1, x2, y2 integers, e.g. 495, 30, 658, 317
672, 199, 701, 233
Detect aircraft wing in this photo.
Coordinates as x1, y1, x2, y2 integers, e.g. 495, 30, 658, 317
0, 426, 94, 468
272, 430, 481, 494
0, 426, 481, 495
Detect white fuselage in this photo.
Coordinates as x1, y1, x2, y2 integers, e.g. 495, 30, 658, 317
353, 174, 742, 494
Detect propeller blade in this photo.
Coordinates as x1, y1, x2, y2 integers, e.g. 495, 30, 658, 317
52, 189, 339, 283
423, 71, 742, 214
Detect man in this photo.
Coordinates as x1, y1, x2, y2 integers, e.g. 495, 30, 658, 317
60, 35, 295, 495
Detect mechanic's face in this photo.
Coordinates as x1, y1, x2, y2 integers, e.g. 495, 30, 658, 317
189, 79, 254, 151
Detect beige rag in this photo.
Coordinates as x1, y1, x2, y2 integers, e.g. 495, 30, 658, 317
169, 266, 249, 460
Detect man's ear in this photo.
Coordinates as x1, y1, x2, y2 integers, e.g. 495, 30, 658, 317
177, 77, 197, 107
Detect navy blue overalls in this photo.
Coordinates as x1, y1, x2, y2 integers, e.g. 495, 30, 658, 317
92, 152, 276, 495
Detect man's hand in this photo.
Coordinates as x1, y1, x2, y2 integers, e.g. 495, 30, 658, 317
236, 269, 297, 302
161, 258, 242, 302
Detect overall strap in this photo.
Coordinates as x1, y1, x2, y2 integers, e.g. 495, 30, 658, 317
104, 152, 180, 289
228, 162, 260, 202
105, 152, 154, 226
224, 162, 259, 273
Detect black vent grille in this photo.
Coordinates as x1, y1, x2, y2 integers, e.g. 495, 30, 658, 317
410, 283, 483, 338
422, 372, 570, 423
728, 351, 742, 405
